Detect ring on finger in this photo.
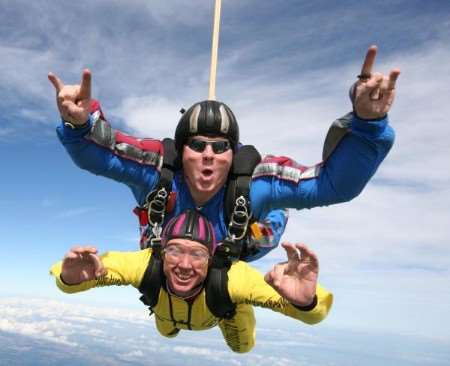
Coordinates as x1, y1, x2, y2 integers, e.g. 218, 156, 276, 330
357, 73, 371, 81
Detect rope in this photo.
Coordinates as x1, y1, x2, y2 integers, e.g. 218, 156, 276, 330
208, 0, 222, 100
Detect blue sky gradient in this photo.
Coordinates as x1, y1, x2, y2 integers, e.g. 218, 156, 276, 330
1, 0, 450, 364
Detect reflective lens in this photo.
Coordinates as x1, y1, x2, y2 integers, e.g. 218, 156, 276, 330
187, 139, 231, 154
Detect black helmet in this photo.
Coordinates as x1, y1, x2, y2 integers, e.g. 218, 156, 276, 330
175, 100, 239, 153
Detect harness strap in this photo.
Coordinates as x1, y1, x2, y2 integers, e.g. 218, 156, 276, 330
138, 246, 163, 310
205, 255, 236, 319
223, 145, 261, 261
140, 138, 179, 249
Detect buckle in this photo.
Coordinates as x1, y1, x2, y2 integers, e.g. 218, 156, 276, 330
228, 196, 250, 241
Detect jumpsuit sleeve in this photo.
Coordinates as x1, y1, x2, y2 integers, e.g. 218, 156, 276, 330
228, 261, 333, 324
250, 113, 395, 219
55, 100, 162, 205
49, 249, 151, 293
217, 261, 332, 353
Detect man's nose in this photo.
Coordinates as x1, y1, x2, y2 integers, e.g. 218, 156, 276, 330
178, 253, 193, 268
202, 144, 215, 159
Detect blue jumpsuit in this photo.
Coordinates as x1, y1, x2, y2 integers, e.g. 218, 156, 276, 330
56, 104, 394, 260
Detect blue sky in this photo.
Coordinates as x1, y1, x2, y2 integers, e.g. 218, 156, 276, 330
1, 0, 450, 364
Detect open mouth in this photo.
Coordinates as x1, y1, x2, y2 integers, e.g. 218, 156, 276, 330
175, 272, 193, 281
202, 169, 213, 178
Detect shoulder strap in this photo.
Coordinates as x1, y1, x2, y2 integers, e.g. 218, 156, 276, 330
159, 138, 179, 191
203, 146, 260, 319
224, 145, 261, 223
138, 247, 164, 310
222, 145, 261, 261
141, 138, 180, 248
205, 255, 236, 319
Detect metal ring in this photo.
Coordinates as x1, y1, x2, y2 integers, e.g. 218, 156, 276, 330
357, 73, 371, 80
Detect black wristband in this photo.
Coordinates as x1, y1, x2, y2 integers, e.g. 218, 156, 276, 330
353, 110, 387, 122
291, 295, 318, 312
59, 274, 71, 286
64, 120, 90, 130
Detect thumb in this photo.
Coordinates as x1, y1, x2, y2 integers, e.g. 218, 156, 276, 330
264, 271, 274, 286
88, 253, 106, 278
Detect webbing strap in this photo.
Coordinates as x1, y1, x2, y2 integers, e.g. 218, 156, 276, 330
223, 145, 261, 261
141, 138, 179, 248
205, 255, 236, 319
138, 247, 163, 309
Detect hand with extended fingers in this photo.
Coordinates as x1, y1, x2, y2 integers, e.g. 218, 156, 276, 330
48, 69, 92, 126
352, 45, 401, 120
264, 242, 318, 307
61, 246, 107, 285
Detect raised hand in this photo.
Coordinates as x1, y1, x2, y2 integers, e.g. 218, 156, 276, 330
264, 242, 318, 307
60, 246, 106, 285
352, 45, 401, 120
48, 69, 92, 125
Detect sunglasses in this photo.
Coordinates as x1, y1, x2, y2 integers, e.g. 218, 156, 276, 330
187, 138, 231, 154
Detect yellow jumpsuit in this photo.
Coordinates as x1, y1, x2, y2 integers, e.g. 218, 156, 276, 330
50, 249, 333, 353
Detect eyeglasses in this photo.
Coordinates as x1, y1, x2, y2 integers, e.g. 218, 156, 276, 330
163, 245, 210, 265
187, 138, 231, 154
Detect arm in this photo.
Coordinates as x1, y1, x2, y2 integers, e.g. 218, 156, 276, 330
228, 243, 332, 325
250, 46, 399, 217
49, 246, 151, 293
49, 70, 162, 205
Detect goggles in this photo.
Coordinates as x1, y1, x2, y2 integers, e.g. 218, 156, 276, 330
163, 245, 210, 265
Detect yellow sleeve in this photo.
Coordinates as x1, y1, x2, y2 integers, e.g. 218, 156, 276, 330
227, 261, 333, 325
49, 249, 152, 294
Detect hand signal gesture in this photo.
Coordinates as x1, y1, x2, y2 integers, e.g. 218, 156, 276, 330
264, 242, 318, 307
61, 246, 106, 285
48, 69, 92, 125
352, 45, 401, 120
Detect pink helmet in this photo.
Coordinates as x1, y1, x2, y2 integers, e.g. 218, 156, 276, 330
161, 210, 217, 254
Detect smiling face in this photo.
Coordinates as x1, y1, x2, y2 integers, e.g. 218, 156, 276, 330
182, 135, 233, 206
162, 238, 210, 298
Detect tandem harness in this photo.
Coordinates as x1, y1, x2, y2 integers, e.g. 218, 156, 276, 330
137, 139, 261, 319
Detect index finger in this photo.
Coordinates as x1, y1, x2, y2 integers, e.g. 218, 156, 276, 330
48, 72, 64, 93
281, 242, 301, 261
296, 244, 319, 267
360, 45, 378, 77
79, 69, 92, 100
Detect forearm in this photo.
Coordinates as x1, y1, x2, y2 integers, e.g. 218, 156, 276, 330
283, 284, 333, 325
56, 113, 161, 204
317, 113, 395, 204
49, 249, 151, 294
251, 113, 394, 215
229, 263, 333, 325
